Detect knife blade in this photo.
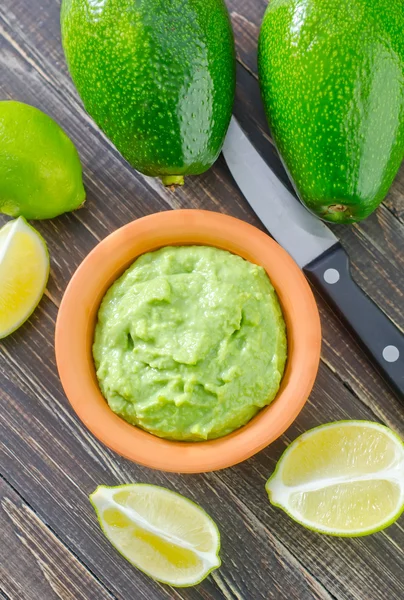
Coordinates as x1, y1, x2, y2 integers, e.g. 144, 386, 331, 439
222, 117, 404, 399
223, 117, 338, 268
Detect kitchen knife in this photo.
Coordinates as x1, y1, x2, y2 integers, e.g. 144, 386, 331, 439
223, 117, 404, 398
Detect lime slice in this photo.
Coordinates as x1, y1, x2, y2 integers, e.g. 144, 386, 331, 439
90, 484, 221, 587
266, 421, 404, 536
0, 217, 49, 339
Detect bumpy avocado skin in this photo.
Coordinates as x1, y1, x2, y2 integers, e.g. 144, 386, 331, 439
61, 0, 235, 182
258, 0, 404, 223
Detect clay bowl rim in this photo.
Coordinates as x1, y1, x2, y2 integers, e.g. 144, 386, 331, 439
55, 210, 321, 473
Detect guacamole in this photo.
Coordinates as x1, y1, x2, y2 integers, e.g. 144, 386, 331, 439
93, 246, 287, 441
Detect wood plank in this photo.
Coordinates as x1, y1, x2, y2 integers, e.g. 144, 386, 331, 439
0, 477, 115, 600
1, 293, 403, 600
218, 367, 404, 600
384, 181, 404, 223
0, 1, 404, 599
1, 0, 403, 425
0, 304, 334, 600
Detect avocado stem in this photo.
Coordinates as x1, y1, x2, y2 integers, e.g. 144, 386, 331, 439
328, 204, 347, 213
322, 203, 354, 223
161, 175, 185, 187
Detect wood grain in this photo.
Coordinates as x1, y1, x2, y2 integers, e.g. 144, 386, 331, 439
0, 477, 115, 600
0, 300, 334, 600
1, 296, 404, 599
1, 1, 404, 599
2, 0, 403, 418
2, 304, 404, 599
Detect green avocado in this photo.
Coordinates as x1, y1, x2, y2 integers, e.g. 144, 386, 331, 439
258, 0, 404, 223
61, 0, 235, 186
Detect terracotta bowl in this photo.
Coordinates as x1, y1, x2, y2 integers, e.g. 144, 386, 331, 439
55, 210, 321, 473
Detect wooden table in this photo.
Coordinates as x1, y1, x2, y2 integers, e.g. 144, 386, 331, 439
1, 2, 403, 599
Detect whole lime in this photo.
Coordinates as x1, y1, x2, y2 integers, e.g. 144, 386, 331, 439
0, 101, 85, 219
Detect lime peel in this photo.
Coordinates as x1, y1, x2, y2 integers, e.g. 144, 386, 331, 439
0, 101, 85, 220
90, 484, 221, 587
0, 217, 49, 339
266, 421, 404, 537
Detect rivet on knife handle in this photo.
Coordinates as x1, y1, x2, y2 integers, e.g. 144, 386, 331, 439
304, 243, 404, 399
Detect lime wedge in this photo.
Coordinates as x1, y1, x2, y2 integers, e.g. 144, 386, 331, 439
90, 484, 221, 587
0, 217, 49, 338
266, 421, 404, 536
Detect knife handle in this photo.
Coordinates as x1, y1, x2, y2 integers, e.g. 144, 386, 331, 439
304, 243, 404, 399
